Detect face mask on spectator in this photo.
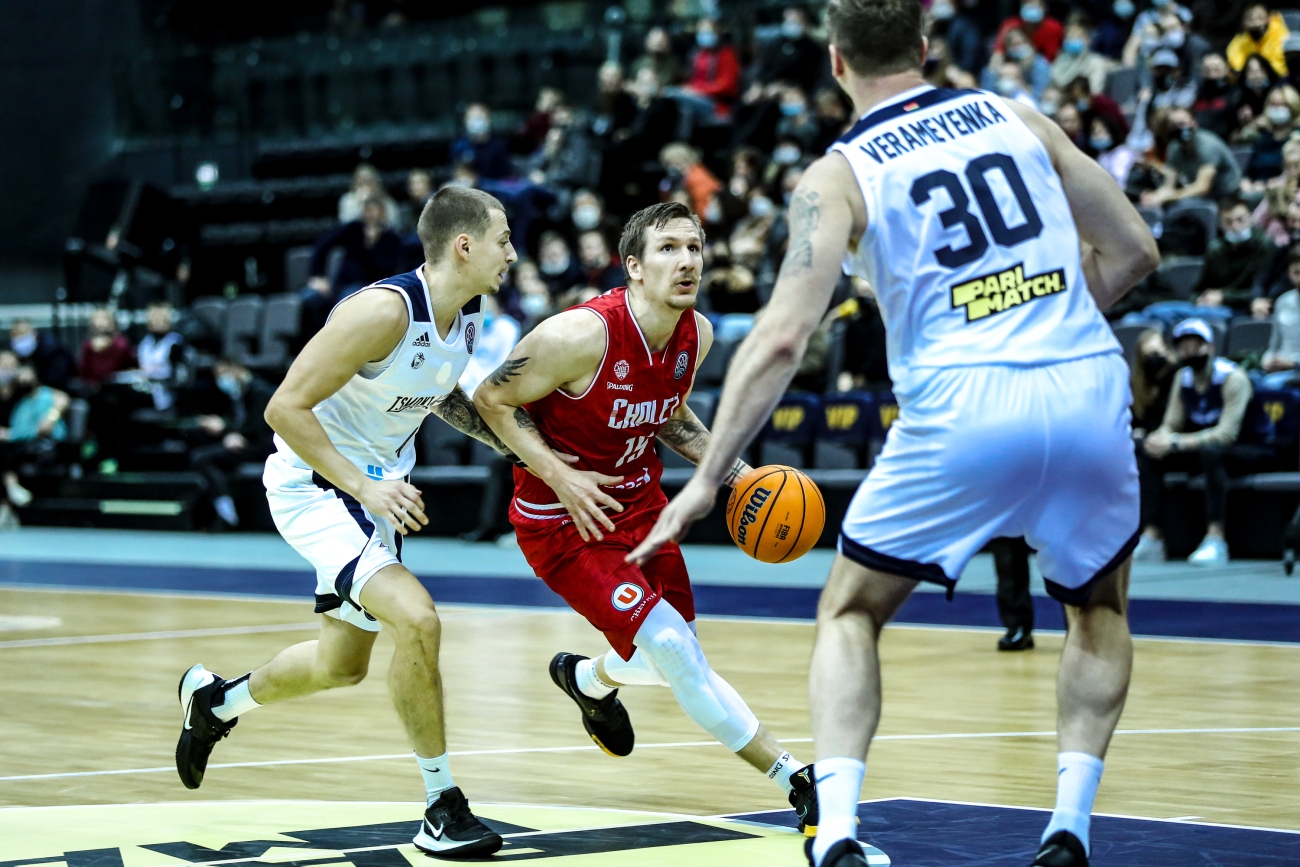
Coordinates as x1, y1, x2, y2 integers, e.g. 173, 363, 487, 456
696, 29, 718, 48
1177, 125, 1195, 140
572, 205, 602, 230
466, 115, 491, 137
1187, 353, 1211, 371
1020, 4, 1044, 24
930, 1, 955, 20
1268, 105, 1293, 125
520, 293, 549, 318
704, 200, 724, 224
1076, 98, 1090, 111
1113, 0, 1135, 19
773, 144, 802, 165
1009, 44, 1032, 61
781, 20, 805, 39
748, 196, 774, 219
539, 254, 571, 276
780, 101, 804, 117
1090, 134, 1113, 151
1162, 30, 1185, 49
217, 374, 243, 399
1039, 98, 1059, 115
1224, 226, 1252, 244
997, 76, 1021, 97
10, 333, 36, 358
1062, 37, 1086, 55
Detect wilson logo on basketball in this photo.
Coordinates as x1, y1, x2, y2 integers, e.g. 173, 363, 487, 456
735, 486, 772, 546
611, 582, 645, 611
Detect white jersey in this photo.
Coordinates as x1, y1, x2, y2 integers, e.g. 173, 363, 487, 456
830, 85, 1120, 400
272, 267, 483, 480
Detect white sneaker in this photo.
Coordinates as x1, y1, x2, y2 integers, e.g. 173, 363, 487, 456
1188, 535, 1229, 566
1132, 534, 1166, 562
4, 479, 32, 507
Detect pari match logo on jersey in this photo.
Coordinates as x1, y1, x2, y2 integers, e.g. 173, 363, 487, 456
950, 262, 1067, 323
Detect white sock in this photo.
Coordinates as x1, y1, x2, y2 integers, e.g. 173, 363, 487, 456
211, 674, 259, 722
812, 757, 865, 866
416, 752, 455, 805
1042, 751, 1104, 854
765, 750, 806, 795
575, 657, 616, 699
601, 648, 668, 686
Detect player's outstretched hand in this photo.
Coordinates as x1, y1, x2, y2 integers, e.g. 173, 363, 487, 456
627, 477, 717, 565
550, 466, 624, 542
359, 479, 428, 535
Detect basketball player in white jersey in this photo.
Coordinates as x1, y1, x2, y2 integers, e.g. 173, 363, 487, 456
173, 187, 519, 859
633, 1, 1160, 865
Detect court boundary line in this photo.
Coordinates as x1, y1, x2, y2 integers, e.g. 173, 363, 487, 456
3, 726, 1298, 784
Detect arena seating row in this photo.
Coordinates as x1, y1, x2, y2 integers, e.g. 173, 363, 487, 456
190, 293, 301, 369
1112, 317, 1275, 364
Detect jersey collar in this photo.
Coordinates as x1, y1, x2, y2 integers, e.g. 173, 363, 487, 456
835, 85, 980, 146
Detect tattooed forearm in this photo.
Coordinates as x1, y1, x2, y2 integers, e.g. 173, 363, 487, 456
723, 458, 752, 487
783, 189, 821, 272
433, 386, 515, 456
488, 356, 530, 387
658, 416, 710, 464
513, 406, 539, 434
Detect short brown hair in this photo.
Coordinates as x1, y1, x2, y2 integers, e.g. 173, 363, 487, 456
618, 202, 705, 268
826, 0, 924, 78
417, 187, 506, 264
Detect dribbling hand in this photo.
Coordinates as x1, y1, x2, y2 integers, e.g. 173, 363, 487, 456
549, 465, 624, 542
359, 478, 428, 535
626, 477, 717, 565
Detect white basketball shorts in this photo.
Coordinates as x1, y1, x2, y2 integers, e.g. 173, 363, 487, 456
263, 453, 403, 632
840, 352, 1140, 605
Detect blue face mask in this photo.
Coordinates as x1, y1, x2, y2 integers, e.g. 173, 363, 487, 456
1020, 4, 1044, 24
1063, 37, 1086, 55
780, 102, 803, 117
696, 29, 718, 48
1009, 44, 1032, 61
1113, 0, 1135, 18
1224, 226, 1252, 244
1090, 134, 1113, 151
216, 374, 242, 399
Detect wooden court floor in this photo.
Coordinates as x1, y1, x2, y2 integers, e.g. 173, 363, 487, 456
1, 586, 1298, 858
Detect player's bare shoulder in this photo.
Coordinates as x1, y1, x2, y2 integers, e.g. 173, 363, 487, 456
789, 152, 868, 252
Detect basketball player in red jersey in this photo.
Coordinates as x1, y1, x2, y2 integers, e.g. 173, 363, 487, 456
473, 202, 818, 831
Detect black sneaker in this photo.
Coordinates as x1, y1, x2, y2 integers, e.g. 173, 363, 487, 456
789, 765, 819, 837
1032, 830, 1089, 866
548, 652, 635, 757
175, 664, 236, 789
804, 837, 869, 866
413, 787, 504, 859
998, 627, 1035, 651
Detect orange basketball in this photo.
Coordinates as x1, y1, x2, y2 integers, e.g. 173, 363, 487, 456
725, 465, 826, 563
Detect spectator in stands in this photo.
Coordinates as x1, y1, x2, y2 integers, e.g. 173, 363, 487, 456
1093, 0, 1136, 60
1227, 3, 1290, 77
567, 188, 620, 245
703, 241, 761, 315
1054, 101, 1085, 146
305, 191, 404, 335
459, 295, 521, 396
749, 6, 826, 94
526, 104, 600, 189
1254, 151, 1300, 251
576, 230, 624, 293
994, 0, 1063, 62
0, 351, 33, 519
1137, 318, 1272, 564
1143, 106, 1242, 206
1240, 85, 1300, 191
189, 357, 276, 529
677, 17, 740, 122
518, 87, 562, 154
396, 169, 432, 234
1143, 48, 1197, 114
514, 259, 553, 330
1153, 9, 1208, 82
592, 63, 637, 142
1196, 195, 1274, 312
75, 308, 134, 390
1193, 53, 1243, 142
985, 27, 1051, 102
135, 300, 188, 411
812, 87, 852, 150
8, 319, 72, 391
450, 104, 512, 180
1259, 248, 1300, 387
774, 85, 822, 152
1131, 328, 1180, 438
1065, 74, 1130, 139
1089, 114, 1138, 186
659, 142, 722, 217
728, 146, 768, 199
0, 362, 68, 510
730, 188, 778, 269
633, 26, 681, 89
338, 163, 399, 226
1236, 53, 1281, 132
536, 231, 584, 299
1050, 14, 1112, 94
929, 0, 987, 73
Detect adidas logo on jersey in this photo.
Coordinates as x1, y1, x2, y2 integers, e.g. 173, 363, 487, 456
950, 263, 1066, 323
412, 331, 431, 347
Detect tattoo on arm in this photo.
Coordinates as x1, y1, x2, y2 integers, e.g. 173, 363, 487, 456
488, 356, 530, 387
723, 459, 750, 487
432, 386, 515, 457
513, 406, 539, 434
658, 415, 710, 464
783, 189, 822, 272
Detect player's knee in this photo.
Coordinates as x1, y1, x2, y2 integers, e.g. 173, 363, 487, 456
639, 623, 709, 689
388, 604, 442, 648
319, 660, 369, 689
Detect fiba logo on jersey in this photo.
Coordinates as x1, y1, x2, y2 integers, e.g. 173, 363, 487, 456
465, 322, 476, 355
674, 351, 689, 380
614, 359, 630, 380
411, 352, 425, 369
611, 582, 645, 611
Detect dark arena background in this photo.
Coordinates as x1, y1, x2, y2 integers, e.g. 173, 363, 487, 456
0, 1, 1297, 865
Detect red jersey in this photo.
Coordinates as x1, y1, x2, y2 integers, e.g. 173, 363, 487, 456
510, 287, 700, 527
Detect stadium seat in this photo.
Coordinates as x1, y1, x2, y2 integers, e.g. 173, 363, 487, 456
1164, 199, 1218, 255
1157, 257, 1204, 301
814, 391, 875, 469
1251, 388, 1300, 444
1112, 322, 1150, 364
65, 398, 90, 444
1135, 205, 1162, 232
694, 337, 737, 388
1226, 319, 1273, 357
248, 293, 301, 368
1285, 9, 1300, 33
224, 295, 264, 364
191, 297, 228, 344
1105, 66, 1138, 108
686, 389, 718, 427
869, 389, 899, 444
1231, 145, 1255, 173
283, 245, 314, 293
759, 391, 820, 468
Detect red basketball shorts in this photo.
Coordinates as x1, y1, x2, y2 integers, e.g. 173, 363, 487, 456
512, 502, 695, 660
